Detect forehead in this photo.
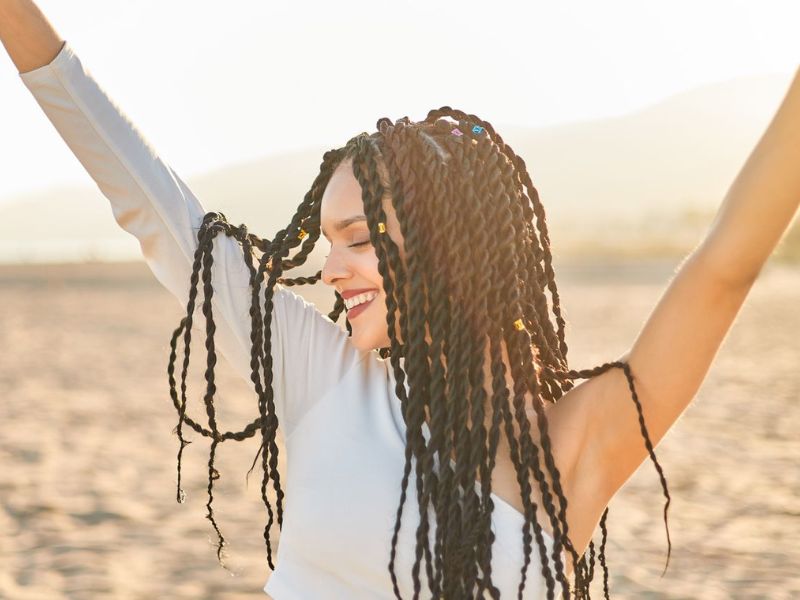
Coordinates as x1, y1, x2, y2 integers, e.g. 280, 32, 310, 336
320, 162, 366, 230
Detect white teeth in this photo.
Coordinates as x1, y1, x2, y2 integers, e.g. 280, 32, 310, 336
344, 291, 378, 310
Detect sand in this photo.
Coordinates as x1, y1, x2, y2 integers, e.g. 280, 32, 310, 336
1, 258, 797, 599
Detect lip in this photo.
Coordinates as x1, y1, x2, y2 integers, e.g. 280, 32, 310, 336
340, 287, 379, 300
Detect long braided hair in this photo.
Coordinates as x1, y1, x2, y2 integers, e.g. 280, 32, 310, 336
166, 107, 672, 598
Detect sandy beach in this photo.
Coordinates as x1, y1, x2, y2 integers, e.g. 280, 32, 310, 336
1, 258, 798, 599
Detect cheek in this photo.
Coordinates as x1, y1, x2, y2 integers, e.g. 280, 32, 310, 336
370, 256, 383, 285
360, 248, 382, 286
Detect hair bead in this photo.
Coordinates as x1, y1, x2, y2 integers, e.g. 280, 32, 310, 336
451, 128, 463, 137
513, 318, 526, 331
471, 125, 485, 135
298, 228, 308, 240
378, 222, 386, 233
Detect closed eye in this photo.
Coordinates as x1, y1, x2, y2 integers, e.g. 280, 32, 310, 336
324, 240, 370, 258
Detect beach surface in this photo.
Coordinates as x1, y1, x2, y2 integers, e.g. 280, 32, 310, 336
1, 258, 798, 599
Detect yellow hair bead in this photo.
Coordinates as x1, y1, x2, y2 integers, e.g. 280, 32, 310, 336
298, 229, 308, 240
513, 318, 526, 331
378, 222, 386, 233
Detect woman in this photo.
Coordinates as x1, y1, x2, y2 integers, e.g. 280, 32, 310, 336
3, 2, 798, 598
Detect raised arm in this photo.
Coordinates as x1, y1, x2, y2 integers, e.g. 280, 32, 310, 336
543, 67, 800, 557
0, 0, 64, 73
1, 5, 252, 365
2, 1, 366, 435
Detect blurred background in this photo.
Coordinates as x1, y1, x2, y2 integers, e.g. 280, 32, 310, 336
1, 0, 798, 598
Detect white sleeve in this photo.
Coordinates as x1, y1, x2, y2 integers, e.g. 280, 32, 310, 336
19, 41, 367, 436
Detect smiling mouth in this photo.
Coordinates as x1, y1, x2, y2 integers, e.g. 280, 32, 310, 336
345, 291, 378, 320
344, 290, 379, 310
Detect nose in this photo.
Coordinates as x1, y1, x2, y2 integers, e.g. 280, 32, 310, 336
321, 246, 351, 287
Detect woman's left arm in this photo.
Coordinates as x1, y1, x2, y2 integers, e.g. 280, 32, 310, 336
558, 67, 800, 512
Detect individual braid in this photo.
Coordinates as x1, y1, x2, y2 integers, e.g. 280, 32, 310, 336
598, 508, 610, 598
198, 222, 226, 562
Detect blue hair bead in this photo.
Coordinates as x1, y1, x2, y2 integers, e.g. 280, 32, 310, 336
472, 125, 485, 135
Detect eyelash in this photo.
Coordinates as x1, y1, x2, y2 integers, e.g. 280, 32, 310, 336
324, 240, 369, 258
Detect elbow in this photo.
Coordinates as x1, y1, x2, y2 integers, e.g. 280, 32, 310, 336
691, 242, 762, 291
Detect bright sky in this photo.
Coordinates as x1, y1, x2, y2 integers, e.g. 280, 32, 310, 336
0, 0, 797, 202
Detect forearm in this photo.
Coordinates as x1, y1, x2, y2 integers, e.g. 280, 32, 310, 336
698, 67, 800, 287
0, 0, 64, 73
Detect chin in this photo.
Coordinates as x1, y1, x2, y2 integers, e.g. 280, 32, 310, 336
348, 325, 390, 352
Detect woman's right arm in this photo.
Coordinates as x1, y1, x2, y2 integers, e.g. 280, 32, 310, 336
0, 0, 63, 73
1, 0, 271, 413
8, 42, 261, 389
2, 2, 366, 434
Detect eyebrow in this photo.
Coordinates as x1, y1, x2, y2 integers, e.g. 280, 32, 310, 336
321, 215, 367, 238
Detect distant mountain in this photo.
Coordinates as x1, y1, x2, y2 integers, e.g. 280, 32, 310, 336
504, 72, 790, 223
0, 147, 327, 263
1, 72, 794, 263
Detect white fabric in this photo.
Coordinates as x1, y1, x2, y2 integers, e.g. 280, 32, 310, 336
20, 41, 560, 599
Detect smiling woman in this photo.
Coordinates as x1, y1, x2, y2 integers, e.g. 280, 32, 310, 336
160, 115, 667, 599
6, 0, 800, 598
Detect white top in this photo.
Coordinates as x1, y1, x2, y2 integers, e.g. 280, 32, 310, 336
20, 41, 560, 599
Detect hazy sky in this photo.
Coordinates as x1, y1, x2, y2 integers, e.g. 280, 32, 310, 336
1, 0, 797, 202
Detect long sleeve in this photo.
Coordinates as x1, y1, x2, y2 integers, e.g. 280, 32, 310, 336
19, 41, 367, 436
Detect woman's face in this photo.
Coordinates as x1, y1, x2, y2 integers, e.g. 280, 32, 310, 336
320, 159, 405, 351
